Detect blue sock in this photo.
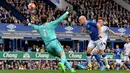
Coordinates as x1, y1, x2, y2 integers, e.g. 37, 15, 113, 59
61, 55, 66, 64
83, 58, 88, 67
83, 62, 88, 67
65, 61, 72, 70
87, 53, 91, 56
102, 53, 106, 58
126, 62, 130, 69
93, 53, 104, 66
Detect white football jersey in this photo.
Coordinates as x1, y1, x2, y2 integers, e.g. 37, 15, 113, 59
124, 43, 130, 52
100, 26, 109, 43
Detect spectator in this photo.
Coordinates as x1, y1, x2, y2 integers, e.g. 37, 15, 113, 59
69, 48, 73, 53
32, 45, 36, 52
0, 44, 3, 51
36, 45, 40, 52
40, 44, 45, 52
24, 40, 28, 52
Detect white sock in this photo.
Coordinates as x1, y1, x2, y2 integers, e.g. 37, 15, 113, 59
103, 56, 109, 66
87, 56, 92, 66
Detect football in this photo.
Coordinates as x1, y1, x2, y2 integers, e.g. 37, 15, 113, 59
28, 3, 36, 9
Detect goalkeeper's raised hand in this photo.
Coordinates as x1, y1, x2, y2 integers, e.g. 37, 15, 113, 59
66, 6, 73, 13
23, 19, 30, 26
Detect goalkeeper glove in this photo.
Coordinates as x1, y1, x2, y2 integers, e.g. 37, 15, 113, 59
66, 6, 73, 13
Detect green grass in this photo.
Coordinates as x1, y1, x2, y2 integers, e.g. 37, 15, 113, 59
0, 70, 130, 73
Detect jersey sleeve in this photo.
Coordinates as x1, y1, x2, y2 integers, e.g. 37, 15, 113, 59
87, 20, 97, 26
29, 24, 39, 30
124, 44, 126, 50
47, 11, 69, 28
105, 26, 110, 31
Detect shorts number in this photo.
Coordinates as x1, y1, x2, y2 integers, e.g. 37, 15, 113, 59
100, 42, 103, 46
43, 29, 47, 37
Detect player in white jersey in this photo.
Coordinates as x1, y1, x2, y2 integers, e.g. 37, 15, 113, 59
124, 38, 130, 62
121, 35, 130, 70
91, 19, 122, 70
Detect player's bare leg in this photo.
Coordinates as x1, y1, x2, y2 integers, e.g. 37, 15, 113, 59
129, 52, 130, 59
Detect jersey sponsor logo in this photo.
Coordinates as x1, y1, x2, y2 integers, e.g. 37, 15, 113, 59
65, 26, 73, 33
86, 25, 92, 34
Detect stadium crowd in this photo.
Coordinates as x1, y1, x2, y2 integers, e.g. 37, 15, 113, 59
0, 58, 129, 70
66, 0, 130, 27
0, 0, 129, 27
123, 0, 130, 4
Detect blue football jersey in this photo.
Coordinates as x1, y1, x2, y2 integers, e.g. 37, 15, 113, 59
85, 20, 99, 41
114, 49, 122, 59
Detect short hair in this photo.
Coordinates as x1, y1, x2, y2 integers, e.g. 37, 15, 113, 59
98, 17, 104, 21
41, 15, 47, 23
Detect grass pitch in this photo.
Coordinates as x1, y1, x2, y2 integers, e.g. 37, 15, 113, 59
0, 70, 130, 73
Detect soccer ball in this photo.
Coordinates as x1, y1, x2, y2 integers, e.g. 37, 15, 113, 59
28, 3, 36, 9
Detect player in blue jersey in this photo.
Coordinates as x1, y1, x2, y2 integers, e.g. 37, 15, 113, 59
78, 16, 105, 71
77, 17, 122, 70
113, 45, 122, 70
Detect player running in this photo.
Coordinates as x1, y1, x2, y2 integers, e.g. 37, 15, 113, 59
113, 45, 123, 70
25, 10, 76, 73
123, 36, 130, 64
78, 16, 105, 71
91, 19, 122, 70
120, 35, 130, 70
77, 18, 122, 70
124, 38, 130, 62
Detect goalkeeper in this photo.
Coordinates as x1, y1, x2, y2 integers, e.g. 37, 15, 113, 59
25, 9, 76, 73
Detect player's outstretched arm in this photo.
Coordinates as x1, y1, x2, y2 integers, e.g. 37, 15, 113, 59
28, 23, 39, 30
108, 29, 122, 37
80, 27, 90, 33
48, 7, 72, 28
48, 11, 69, 28
22, 19, 39, 30
121, 35, 129, 39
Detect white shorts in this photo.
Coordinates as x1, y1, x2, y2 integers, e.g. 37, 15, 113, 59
124, 55, 129, 61
88, 40, 106, 50
116, 59, 122, 64
124, 51, 130, 56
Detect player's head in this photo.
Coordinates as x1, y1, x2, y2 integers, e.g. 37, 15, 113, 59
116, 45, 119, 49
98, 17, 104, 26
41, 15, 47, 24
126, 38, 130, 43
79, 16, 87, 25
